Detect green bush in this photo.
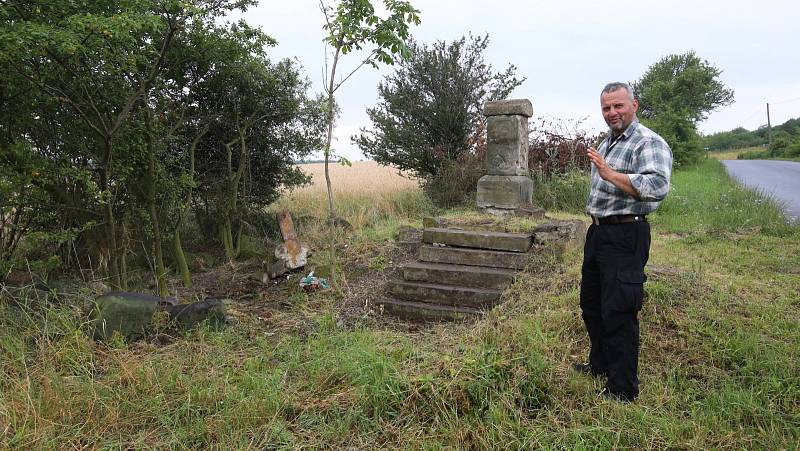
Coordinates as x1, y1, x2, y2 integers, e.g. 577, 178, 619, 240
784, 140, 800, 158
422, 154, 485, 208
642, 111, 704, 167
737, 148, 769, 159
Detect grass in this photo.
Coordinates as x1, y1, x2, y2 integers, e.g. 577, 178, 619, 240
1, 160, 799, 449
707, 149, 742, 160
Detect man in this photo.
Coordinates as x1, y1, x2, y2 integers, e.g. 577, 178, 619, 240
574, 82, 673, 402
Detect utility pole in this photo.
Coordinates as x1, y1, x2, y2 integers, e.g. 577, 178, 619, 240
767, 102, 772, 146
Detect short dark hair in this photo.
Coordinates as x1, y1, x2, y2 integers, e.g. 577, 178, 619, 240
602, 82, 635, 101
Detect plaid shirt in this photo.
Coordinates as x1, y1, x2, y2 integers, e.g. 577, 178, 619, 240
586, 119, 673, 217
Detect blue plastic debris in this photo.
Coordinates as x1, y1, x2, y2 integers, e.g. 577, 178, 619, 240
299, 272, 331, 291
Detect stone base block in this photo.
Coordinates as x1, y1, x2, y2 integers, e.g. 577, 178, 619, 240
476, 175, 534, 211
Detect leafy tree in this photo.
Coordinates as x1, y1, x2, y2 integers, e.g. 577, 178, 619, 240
319, 0, 420, 283
188, 33, 324, 260
354, 34, 523, 188
632, 51, 734, 166
1, 1, 323, 291
0, 0, 256, 287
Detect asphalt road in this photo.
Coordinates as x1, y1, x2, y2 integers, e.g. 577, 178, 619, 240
721, 159, 800, 222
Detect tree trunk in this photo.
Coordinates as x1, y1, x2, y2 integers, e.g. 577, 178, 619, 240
221, 128, 249, 261
172, 124, 205, 288
120, 220, 129, 290
324, 48, 340, 284
144, 109, 167, 297
222, 138, 237, 260
172, 230, 190, 287
101, 135, 121, 289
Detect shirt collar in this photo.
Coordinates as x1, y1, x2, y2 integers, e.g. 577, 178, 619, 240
609, 118, 639, 142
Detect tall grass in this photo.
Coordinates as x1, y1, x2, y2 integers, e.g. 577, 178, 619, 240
531, 170, 589, 213
652, 158, 792, 235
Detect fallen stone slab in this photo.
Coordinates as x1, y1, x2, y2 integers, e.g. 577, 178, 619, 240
422, 227, 533, 252
164, 299, 226, 331
89, 292, 226, 341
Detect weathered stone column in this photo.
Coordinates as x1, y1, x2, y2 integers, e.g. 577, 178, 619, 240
476, 99, 534, 215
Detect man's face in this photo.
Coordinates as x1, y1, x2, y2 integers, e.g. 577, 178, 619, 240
601, 89, 638, 134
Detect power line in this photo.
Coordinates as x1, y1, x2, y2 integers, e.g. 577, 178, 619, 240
739, 107, 763, 124
769, 96, 800, 106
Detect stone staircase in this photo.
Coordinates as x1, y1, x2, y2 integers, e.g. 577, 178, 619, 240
379, 227, 537, 321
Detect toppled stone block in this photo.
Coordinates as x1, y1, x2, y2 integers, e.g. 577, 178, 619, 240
164, 299, 226, 330
89, 292, 226, 341
533, 220, 587, 250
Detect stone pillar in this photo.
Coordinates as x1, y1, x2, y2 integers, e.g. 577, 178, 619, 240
476, 99, 534, 215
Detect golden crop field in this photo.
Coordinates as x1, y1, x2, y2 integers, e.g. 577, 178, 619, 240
292, 161, 420, 195
272, 161, 426, 228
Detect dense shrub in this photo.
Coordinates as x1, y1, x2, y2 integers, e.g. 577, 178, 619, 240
421, 153, 485, 208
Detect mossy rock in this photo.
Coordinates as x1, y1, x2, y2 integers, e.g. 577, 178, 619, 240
89, 292, 161, 341
89, 292, 226, 342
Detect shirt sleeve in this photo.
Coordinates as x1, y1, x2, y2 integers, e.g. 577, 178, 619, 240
627, 137, 673, 202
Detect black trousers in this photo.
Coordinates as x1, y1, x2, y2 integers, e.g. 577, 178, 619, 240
579, 220, 650, 400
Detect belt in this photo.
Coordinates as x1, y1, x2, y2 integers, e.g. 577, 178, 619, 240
591, 214, 646, 226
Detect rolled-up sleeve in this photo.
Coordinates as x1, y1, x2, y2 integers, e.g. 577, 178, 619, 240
627, 137, 673, 202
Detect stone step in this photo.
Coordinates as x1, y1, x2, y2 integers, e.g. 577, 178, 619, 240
418, 245, 531, 270
423, 227, 533, 252
387, 279, 503, 308
377, 297, 481, 321
401, 261, 516, 290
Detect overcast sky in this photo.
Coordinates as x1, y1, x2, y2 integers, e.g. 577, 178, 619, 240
227, 0, 800, 160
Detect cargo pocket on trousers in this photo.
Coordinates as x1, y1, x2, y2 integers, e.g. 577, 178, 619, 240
615, 269, 646, 312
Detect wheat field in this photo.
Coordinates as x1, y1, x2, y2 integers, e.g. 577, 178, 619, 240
291, 161, 420, 195
272, 161, 428, 229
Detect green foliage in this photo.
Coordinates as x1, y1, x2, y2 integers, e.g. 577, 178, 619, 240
321, 0, 421, 66
633, 51, 734, 124
531, 170, 589, 213
0, 1, 323, 283
355, 34, 524, 180
318, 0, 421, 283
633, 51, 734, 166
736, 147, 770, 160
704, 126, 766, 151
421, 153, 485, 208
641, 110, 704, 167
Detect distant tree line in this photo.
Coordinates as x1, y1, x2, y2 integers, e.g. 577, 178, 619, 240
702, 118, 800, 159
